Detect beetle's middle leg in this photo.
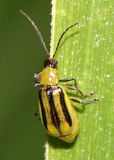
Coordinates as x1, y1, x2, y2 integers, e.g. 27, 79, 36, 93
65, 86, 96, 98
59, 78, 94, 97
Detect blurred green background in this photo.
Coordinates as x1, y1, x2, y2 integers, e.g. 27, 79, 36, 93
0, 0, 51, 160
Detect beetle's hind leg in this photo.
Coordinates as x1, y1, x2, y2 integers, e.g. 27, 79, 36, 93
70, 97, 99, 105
35, 108, 40, 120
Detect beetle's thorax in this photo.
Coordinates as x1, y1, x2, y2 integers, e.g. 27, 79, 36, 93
40, 67, 58, 85
40, 58, 58, 85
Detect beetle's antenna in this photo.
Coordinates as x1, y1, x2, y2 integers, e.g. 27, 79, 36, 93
19, 9, 49, 56
53, 22, 78, 57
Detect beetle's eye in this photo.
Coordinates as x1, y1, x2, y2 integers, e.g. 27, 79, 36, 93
44, 59, 58, 68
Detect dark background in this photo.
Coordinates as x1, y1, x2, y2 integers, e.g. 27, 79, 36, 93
0, 1, 51, 160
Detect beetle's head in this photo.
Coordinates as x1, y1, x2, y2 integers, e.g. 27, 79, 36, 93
44, 58, 58, 68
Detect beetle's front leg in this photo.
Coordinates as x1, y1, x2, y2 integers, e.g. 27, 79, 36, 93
59, 78, 96, 98
59, 78, 85, 96
59, 78, 77, 86
34, 72, 42, 87
34, 72, 42, 81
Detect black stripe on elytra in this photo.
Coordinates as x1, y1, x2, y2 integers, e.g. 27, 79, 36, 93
39, 89, 47, 130
46, 87, 60, 129
59, 87, 72, 126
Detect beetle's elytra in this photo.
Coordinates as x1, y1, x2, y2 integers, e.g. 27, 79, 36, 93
20, 10, 98, 143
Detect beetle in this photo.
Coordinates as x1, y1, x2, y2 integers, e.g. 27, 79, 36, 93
20, 10, 98, 143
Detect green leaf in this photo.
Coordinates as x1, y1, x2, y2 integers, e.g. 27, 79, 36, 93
45, 0, 114, 159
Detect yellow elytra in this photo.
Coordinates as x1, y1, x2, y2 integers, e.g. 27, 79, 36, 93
20, 10, 98, 143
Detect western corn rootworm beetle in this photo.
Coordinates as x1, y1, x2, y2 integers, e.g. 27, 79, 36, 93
20, 10, 98, 143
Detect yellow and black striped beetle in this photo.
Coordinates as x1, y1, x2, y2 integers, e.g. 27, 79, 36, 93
20, 10, 98, 143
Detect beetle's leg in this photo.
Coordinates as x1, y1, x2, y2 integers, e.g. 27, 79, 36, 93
35, 108, 40, 120
70, 97, 99, 105
59, 77, 86, 96
34, 72, 42, 81
65, 86, 95, 98
59, 78, 95, 98
35, 108, 39, 116
34, 82, 41, 87
59, 78, 84, 95
34, 72, 42, 87
59, 78, 77, 86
